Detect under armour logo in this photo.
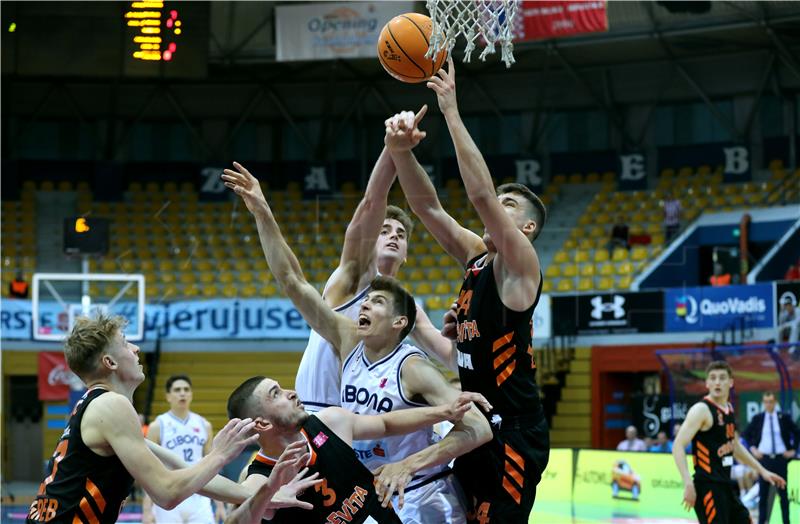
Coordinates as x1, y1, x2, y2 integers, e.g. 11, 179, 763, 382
590, 295, 625, 320
490, 414, 502, 428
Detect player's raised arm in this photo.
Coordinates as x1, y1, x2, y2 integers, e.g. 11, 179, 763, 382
385, 107, 485, 267
409, 306, 457, 371
86, 393, 257, 510
324, 148, 395, 307
427, 59, 541, 289
222, 162, 358, 357
672, 402, 710, 510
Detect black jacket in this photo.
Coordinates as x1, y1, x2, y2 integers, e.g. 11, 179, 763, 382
742, 411, 800, 453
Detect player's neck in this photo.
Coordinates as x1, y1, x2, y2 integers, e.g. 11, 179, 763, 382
263, 431, 305, 458
85, 377, 135, 402
363, 336, 398, 361
170, 407, 190, 420
706, 393, 729, 407
376, 257, 401, 277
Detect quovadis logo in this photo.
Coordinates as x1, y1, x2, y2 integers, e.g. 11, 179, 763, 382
675, 293, 766, 325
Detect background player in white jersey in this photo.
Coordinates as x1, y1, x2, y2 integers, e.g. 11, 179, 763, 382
143, 375, 225, 524
294, 150, 457, 413
222, 162, 493, 522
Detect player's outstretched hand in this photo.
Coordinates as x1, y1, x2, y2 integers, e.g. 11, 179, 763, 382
384, 105, 427, 152
221, 162, 268, 215
374, 460, 414, 509
211, 418, 259, 464
427, 57, 457, 116
762, 469, 786, 489
269, 469, 321, 510
270, 440, 310, 490
681, 483, 695, 511
441, 302, 458, 339
445, 391, 492, 421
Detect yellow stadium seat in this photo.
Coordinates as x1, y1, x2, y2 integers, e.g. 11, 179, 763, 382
434, 282, 450, 295
541, 280, 553, 293
202, 284, 219, 298
585, 172, 600, 183
552, 174, 567, 185
612, 248, 628, 262
159, 260, 175, 272
561, 264, 578, 278
178, 272, 194, 285
415, 282, 433, 295
199, 272, 215, 284
428, 268, 445, 280
631, 246, 648, 261
162, 284, 178, 297
557, 279, 574, 292
553, 251, 569, 264
222, 285, 238, 298
568, 173, 583, 184
408, 269, 425, 281
446, 268, 462, 280
580, 264, 595, 277
219, 273, 234, 284
578, 278, 593, 291
578, 238, 594, 250
563, 239, 577, 250
617, 276, 632, 289
616, 262, 633, 276
545, 265, 561, 278
599, 262, 615, 276
574, 250, 590, 263
420, 256, 435, 268
596, 277, 614, 290
602, 171, 616, 182
426, 296, 444, 310
593, 250, 609, 263
651, 233, 665, 245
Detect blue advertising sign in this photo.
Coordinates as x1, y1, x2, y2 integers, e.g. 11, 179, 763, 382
1, 298, 312, 341
664, 284, 775, 332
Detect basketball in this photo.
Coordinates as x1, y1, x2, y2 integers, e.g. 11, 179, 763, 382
377, 13, 447, 84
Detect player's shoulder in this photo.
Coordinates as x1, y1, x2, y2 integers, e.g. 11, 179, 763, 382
688, 400, 713, 418
83, 391, 137, 425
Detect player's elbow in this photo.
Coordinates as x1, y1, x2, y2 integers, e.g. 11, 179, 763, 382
151, 491, 181, 510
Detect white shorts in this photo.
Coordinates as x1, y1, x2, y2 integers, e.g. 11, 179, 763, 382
393, 474, 467, 524
153, 494, 214, 524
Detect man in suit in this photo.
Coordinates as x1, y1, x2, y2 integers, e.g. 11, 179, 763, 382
742, 391, 799, 524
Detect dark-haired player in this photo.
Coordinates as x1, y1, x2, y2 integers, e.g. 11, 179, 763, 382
384, 57, 550, 523
222, 162, 493, 522
672, 361, 786, 524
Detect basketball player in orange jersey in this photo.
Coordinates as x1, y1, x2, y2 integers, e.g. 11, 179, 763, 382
672, 361, 785, 524
382, 57, 550, 523
293, 149, 457, 415
27, 315, 319, 524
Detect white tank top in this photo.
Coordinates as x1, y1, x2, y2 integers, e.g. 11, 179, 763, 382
295, 283, 371, 412
157, 411, 208, 464
340, 341, 444, 481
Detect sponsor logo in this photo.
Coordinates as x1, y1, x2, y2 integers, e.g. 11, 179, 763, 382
342, 385, 393, 413
675, 294, 766, 325
591, 295, 625, 320
457, 350, 474, 370
313, 432, 328, 448
378, 377, 388, 389
780, 290, 797, 307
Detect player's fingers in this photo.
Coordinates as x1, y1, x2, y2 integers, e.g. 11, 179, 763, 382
426, 82, 444, 95
447, 56, 455, 76
397, 483, 405, 509
415, 104, 428, 123
232, 161, 253, 178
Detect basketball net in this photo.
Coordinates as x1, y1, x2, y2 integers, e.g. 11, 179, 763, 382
426, 0, 519, 68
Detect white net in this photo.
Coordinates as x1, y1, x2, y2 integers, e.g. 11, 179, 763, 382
426, 0, 520, 68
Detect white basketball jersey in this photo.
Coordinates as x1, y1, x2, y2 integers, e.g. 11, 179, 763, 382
340, 341, 444, 481
295, 283, 371, 412
157, 411, 208, 464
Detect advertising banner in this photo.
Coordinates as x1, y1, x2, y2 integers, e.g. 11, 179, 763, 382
516, 1, 608, 42
38, 352, 82, 401
551, 291, 664, 336
664, 284, 775, 332
632, 394, 689, 439
777, 281, 800, 312
2, 298, 312, 341
529, 448, 574, 522
573, 449, 692, 520
275, 2, 412, 62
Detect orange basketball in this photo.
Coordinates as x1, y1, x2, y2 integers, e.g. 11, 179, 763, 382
377, 13, 447, 84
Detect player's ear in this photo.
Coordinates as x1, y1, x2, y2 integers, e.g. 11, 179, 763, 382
393, 316, 408, 331
253, 417, 272, 433
522, 219, 536, 238
101, 353, 117, 371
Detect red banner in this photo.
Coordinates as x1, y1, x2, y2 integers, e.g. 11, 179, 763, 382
516, 1, 608, 42
38, 352, 79, 401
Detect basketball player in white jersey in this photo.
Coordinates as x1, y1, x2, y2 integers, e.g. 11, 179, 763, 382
223, 162, 493, 522
293, 149, 456, 413
143, 375, 224, 524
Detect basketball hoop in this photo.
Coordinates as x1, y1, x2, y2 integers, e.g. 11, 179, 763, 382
426, 0, 520, 68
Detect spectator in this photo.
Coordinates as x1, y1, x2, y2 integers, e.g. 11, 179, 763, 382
9, 272, 28, 298
778, 296, 798, 344
663, 190, 682, 242
784, 258, 800, 281
709, 262, 732, 287
608, 215, 630, 255
742, 391, 799, 524
617, 425, 647, 452
649, 431, 673, 453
